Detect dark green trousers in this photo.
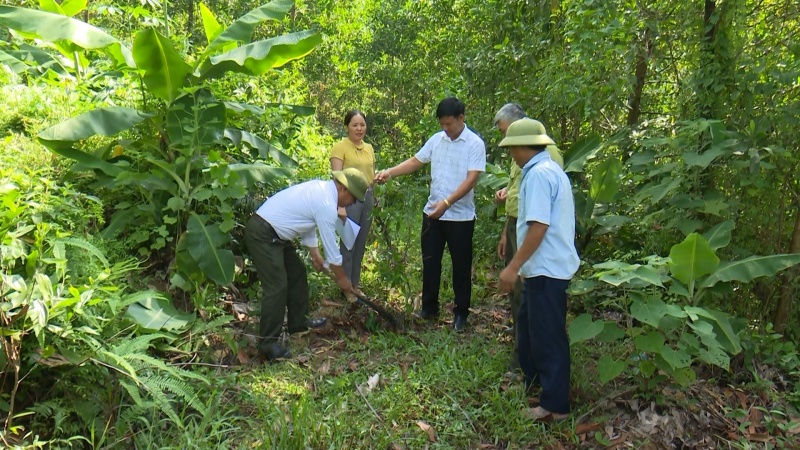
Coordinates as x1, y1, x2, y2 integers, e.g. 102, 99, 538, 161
505, 216, 523, 369
245, 215, 309, 345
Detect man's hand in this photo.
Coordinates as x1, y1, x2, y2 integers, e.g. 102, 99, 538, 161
330, 265, 353, 293
498, 233, 507, 260
337, 206, 347, 223
499, 266, 518, 293
374, 169, 391, 185
495, 188, 508, 204
428, 200, 449, 220
307, 247, 325, 272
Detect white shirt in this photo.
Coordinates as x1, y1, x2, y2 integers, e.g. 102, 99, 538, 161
255, 180, 343, 266
414, 125, 486, 221
517, 152, 580, 280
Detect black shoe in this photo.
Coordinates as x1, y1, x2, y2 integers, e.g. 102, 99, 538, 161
259, 342, 291, 361
288, 317, 328, 334
307, 317, 327, 329
454, 315, 468, 332
414, 310, 438, 320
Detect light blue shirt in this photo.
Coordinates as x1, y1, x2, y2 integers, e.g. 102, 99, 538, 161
516, 151, 580, 280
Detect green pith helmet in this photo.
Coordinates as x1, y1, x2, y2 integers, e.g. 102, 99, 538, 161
498, 118, 556, 147
333, 168, 369, 201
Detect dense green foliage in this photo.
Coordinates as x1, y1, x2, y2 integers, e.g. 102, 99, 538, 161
1, 0, 799, 447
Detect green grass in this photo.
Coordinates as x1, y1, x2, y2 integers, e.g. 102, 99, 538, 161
0, 73, 80, 173
223, 296, 588, 449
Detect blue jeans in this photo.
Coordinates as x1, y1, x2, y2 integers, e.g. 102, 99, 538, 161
518, 276, 571, 414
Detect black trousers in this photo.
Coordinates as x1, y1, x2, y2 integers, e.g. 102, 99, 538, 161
519, 276, 571, 414
420, 214, 475, 318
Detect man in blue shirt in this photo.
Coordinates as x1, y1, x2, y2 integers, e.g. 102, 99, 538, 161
498, 118, 580, 422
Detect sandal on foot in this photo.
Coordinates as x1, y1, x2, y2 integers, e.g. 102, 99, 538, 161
524, 406, 569, 423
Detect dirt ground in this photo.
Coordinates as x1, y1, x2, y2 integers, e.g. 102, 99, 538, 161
223, 294, 800, 449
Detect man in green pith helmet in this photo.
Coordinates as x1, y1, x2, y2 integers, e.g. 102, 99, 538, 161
493, 103, 563, 372
498, 118, 579, 422
245, 168, 367, 361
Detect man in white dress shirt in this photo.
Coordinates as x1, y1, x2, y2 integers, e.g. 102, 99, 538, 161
375, 97, 486, 332
245, 168, 367, 361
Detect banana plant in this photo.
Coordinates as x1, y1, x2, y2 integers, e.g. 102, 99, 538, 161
569, 220, 800, 386
0, 1, 320, 288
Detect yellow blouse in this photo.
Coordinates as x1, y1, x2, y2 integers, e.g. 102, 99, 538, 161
330, 138, 375, 183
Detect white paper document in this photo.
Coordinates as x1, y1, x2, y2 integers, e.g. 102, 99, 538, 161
335, 217, 361, 250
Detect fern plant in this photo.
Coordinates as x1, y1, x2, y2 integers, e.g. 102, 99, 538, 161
1, 167, 212, 447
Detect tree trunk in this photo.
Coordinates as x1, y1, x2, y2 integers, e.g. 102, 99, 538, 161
774, 204, 800, 333
627, 27, 652, 127
187, 0, 195, 45
699, 0, 721, 120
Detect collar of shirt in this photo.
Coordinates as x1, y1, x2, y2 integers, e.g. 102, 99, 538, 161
521, 150, 553, 176
347, 139, 365, 151
439, 124, 470, 143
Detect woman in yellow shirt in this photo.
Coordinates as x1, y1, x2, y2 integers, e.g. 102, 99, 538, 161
330, 110, 375, 296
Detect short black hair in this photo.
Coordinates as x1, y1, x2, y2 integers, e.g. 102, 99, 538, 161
435, 97, 465, 119
344, 110, 365, 126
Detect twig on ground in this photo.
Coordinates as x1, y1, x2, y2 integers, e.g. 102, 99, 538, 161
432, 385, 478, 435
356, 384, 384, 423
575, 385, 639, 425
174, 362, 237, 369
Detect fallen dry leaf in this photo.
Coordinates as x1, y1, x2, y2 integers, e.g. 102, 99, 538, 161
747, 432, 773, 443
357, 373, 381, 395
786, 419, 800, 435
734, 390, 748, 410
605, 431, 630, 448
321, 299, 343, 308
575, 422, 602, 435
367, 373, 380, 391
318, 359, 330, 376
349, 360, 359, 371
33, 351, 72, 367
232, 302, 250, 320
236, 350, 249, 365
416, 421, 437, 442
